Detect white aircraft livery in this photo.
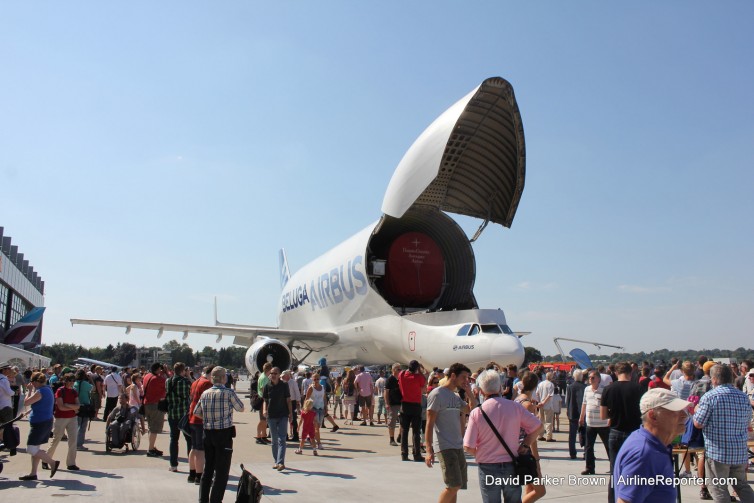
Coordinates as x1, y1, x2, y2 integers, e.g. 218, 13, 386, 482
71, 76, 529, 375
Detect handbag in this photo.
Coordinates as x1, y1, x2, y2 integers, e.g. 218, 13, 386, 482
77, 403, 95, 419
480, 407, 539, 482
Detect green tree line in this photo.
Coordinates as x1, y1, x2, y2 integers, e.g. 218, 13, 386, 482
42, 341, 248, 369
539, 347, 754, 364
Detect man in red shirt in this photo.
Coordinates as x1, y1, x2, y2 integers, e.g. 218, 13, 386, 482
187, 365, 214, 484
143, 362, 167, 457
398, 360, 427, 462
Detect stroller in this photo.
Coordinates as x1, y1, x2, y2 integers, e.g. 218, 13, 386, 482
0, 412, 26, 475
105, 406, 141, 453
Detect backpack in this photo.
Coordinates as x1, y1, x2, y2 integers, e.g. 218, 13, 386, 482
690, 378, 712, 400
236, 463, 263, 503
248, 376, 263, 411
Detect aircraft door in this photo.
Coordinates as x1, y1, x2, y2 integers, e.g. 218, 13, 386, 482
408, 330, 416, 352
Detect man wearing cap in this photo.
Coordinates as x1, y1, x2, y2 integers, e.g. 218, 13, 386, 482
613, 388, 691, 503
693, 364, 754, 502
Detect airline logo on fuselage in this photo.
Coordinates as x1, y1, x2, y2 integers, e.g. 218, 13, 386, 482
281, 255, 368, 313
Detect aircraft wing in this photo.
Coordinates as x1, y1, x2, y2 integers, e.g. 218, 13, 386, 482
69, 318, 339, 348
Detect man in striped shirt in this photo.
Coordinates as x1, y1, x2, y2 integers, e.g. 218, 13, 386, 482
193, 366, 244, 503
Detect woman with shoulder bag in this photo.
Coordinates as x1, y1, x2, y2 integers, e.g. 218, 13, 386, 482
465, 370, 545, 503
73, 369, 93, 449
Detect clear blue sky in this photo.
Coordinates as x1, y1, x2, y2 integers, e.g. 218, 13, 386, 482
2, 2, 752, 358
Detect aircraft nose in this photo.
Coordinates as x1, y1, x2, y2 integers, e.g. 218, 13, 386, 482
490, 335, 525, 367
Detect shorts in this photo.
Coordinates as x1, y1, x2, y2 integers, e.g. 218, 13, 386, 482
437, 448, 468, 490
388, 405, 401, 429
28, 419, 54, 446
314, 408, 325, 425
144, 403, 165, 433
189, 423, 205, 451
376, 396, 386, 415
358, 395, 373, 408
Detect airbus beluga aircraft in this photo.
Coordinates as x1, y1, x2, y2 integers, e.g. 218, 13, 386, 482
71, 76, 529, 375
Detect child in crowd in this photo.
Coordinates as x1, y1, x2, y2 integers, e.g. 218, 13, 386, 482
295, 399, 318, 456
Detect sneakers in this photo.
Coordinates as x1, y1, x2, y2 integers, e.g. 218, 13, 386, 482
700, 486, 712, 500
194, 474, 202, 485
678, 470, 692, 478
317, 442, 323, 450
168, 466, 178, 472
255, 438, 267, 445
389, 440, 398, 446
146, 449, 161, 457
187, 474, 196, 483
401, 454, 409, 461
294, 449, 303, 454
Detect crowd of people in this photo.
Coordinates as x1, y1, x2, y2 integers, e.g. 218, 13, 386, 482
2, 355, 753, 503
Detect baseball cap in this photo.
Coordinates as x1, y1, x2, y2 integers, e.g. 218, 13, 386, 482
640, 388, 692, 415
702, 361, 716, 373
0, 362, 11, 371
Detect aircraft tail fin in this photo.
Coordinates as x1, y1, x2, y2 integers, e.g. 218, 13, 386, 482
279, 249, 291, 289
2, 306, 46, 348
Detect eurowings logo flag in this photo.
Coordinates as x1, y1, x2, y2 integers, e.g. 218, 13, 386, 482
3, 306, 46, 349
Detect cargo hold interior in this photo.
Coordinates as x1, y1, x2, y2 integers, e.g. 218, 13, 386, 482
367, 205, 477, 313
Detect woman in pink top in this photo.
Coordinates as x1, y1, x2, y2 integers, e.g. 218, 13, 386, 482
464, 370, 544, 503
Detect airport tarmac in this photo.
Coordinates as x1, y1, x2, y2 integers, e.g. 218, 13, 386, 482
0, 380, 744, 502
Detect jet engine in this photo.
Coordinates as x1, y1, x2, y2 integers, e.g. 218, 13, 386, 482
244, 338, 292, 375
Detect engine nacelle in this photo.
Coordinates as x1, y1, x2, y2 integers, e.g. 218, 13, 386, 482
244, 338, 292, 375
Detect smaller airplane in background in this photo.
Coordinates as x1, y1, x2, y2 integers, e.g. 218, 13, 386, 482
73, 357, 122, 371
2, 307, 46, 351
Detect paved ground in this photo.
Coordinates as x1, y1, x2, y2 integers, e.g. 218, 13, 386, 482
0, 380, 748, 501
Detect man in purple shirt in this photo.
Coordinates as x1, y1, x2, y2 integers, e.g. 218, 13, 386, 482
613, 388, 690, 503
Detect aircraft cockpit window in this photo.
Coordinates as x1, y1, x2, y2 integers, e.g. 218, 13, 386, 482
481, 324, 503, 334
500, 324, 514, 335
468, 324, 480, 336
456, 324, 471, 336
